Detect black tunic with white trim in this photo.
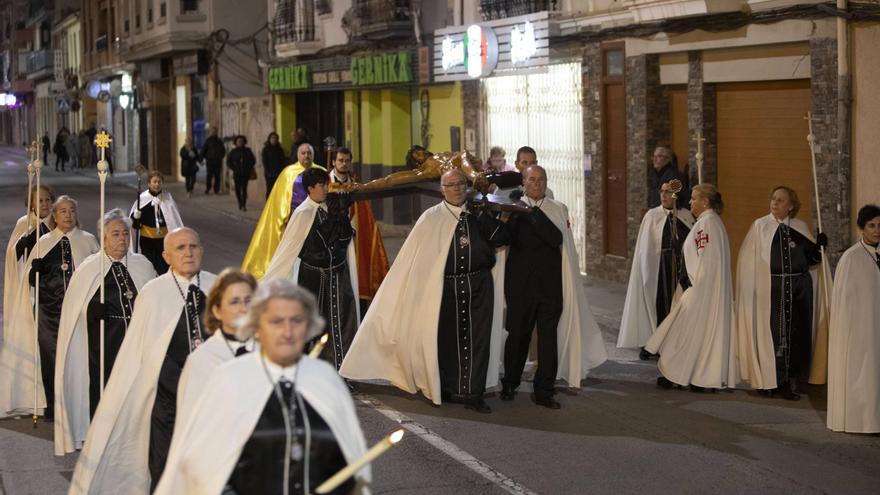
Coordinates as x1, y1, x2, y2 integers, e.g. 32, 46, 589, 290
437, 204, 509, 398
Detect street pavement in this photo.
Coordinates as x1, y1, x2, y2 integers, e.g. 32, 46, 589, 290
1, 146, 878, 494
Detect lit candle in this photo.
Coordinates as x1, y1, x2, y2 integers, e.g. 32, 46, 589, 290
314, 429, 404, 494
308, 333, 329, 359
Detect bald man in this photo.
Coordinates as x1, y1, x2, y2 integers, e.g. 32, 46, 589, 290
71, 227, 218, 494
342, 169, 510, 413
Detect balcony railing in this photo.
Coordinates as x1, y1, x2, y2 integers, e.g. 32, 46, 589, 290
273, 0, 317, 44
26, 49, 53, 74
479, 0, 556, 21
352, 0, 412, 40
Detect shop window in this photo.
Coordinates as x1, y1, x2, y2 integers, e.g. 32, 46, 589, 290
160, 2, 167, 18
605, 49, 624, 78
182, 0, 199, 13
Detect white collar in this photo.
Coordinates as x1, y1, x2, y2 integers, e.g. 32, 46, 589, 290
262, 354, 299, 381
107, 253, 127, 263
524, 195, 545, 207
55, 227, 77, 237
305, 196, 328, 211
171, 270, 199, 286
330, 170, 351, 183
697, 209, 714, 220
444, 201, 466, 216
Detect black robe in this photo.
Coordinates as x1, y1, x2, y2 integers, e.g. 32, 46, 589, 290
226, 380, 352, 495
86, 261, 138, 418
769, 224, 821, 385
438, 207, 509, 399
298, 207, 358, 370
133, 197, 169, 274
656, 213, 691, 325
29, 236, 75, 418
149, 283, 207, 489
15, 221, 51, 261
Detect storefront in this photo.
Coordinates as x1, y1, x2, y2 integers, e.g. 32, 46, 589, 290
433, 12, 588, 270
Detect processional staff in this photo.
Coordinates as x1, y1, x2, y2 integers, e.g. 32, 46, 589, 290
28, 140, 43, 428
96, 131, 112, 395
694, 131, 705, 185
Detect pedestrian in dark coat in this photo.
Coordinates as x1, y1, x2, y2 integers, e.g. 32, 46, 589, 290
53, 130, 69, 172
261, 132, 287, 198
201, 127, 226, 195
180, 137, 201, 197
227, 135, 256, 211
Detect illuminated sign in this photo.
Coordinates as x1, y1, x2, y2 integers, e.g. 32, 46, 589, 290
268, 64, 311, 91
351, 52, 413, 86
510, 21, 537, 64
441, 25, 498, 78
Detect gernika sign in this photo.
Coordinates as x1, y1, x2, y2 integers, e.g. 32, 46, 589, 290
351, 52, 413, 86
441, 24, 498, 78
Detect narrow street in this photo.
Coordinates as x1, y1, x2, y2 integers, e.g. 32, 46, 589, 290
1, 146, 878, 494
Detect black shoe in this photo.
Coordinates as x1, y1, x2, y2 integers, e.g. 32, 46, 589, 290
533, 394, 561, 410
344, 379, 358, 393
776, 384, 801, 401
242, 205, 247, 211
464, 398, 492, 414
639, 348, 653, 361
500, 384, 516, 401
657, 376, 675, 389
689, 385, 706, 393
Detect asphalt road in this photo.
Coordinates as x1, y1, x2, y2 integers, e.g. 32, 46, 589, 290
1, 147, 878, 494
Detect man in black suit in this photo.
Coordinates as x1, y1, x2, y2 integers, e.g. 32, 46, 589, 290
647, 145, 690, 209
501, 165, 563, 409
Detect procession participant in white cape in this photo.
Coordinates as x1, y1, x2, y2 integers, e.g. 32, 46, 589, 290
646, 184, 737, 391
155, 279, 370, 495
70, 227, 216, 494
736, 186, 826, 401
4, 184, 55, 340
54, 209, 156, 455
264, 168, 360, 370
0, 196, 98, 420
129, 171, 183, 274
340, 169, 510, 413
827, 204, 880, 433
501, 166, 608, 408
175, 268, 256, 429
618, 181, 694, 360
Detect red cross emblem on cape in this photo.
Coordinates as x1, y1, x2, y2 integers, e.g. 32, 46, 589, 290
694, 229, 709, 249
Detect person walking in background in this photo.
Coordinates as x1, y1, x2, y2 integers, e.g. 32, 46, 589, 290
227, 135, 256, 211
85, 123, 97, 166
201, 127, 226, 195
261, 132, 287, 198
78, 130, 92, 169
65, 128, 79, 171
53, 130, 69, 172
288, 127, 309, 163
179, 137, 201, 198
41, 133, 51, 164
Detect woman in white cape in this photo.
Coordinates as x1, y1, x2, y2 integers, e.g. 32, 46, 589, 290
155, 278, 370, 495
826, 204, 880, 433
174, 267, 256, 429
645, 184, 737, 391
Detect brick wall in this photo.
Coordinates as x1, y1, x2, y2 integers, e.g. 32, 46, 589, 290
582, 43, 609, 279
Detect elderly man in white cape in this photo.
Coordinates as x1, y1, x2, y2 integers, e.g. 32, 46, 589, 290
645, 184, 738, 391
129, 170, 183, 274
54, 209, 156, 455
735, 186, 825, 401
70, 227, 217, 495
3, 184, 55, 342
263, 168, 360, 370
618, 181, 694, 360
155, 279, 370, 495
827, 204, 880, 434
341, 168, 512, 413
0, 195, 98, 420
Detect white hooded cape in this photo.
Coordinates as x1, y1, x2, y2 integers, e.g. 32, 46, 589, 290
263, 196, 361, 318
70, 270, 217, 495
53, 252, 156, 455
645, 210, 737, 388
339, 202, 506, 404
539, 198, 608, 384
618, 206, 694, 349
3, 213, 53, 341
0, 227, 98, 418
155, 354, 371, 495
826, 241, 880, 433
174, 332, 256, 432
735, 214, 818, 389
129, 190, 184, 237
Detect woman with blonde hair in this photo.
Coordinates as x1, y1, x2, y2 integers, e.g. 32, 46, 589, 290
645, 184, 737, 391
175, 268, 257, 425
736, 186, 826, 400
156, 278, 370, 495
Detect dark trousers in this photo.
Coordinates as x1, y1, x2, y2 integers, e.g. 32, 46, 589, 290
265, 174, 279, 199
183, 173, 197, 193
770, 273, 813, 386
233, 175, 249, 209
37, 308, 61, 419
205, 160, 222, 193
299, 262, 358, 369
55, 155, 67, 171
503, 292, 562, 396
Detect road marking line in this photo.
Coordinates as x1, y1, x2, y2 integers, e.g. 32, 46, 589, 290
356, 394, 538, 495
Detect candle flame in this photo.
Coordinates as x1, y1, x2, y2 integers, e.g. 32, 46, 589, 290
390, 429, 404, 444
320, 333, 329, 344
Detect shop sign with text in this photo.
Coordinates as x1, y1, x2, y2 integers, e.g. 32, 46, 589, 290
351, 52, 413, 86
269, 64, 311, 92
